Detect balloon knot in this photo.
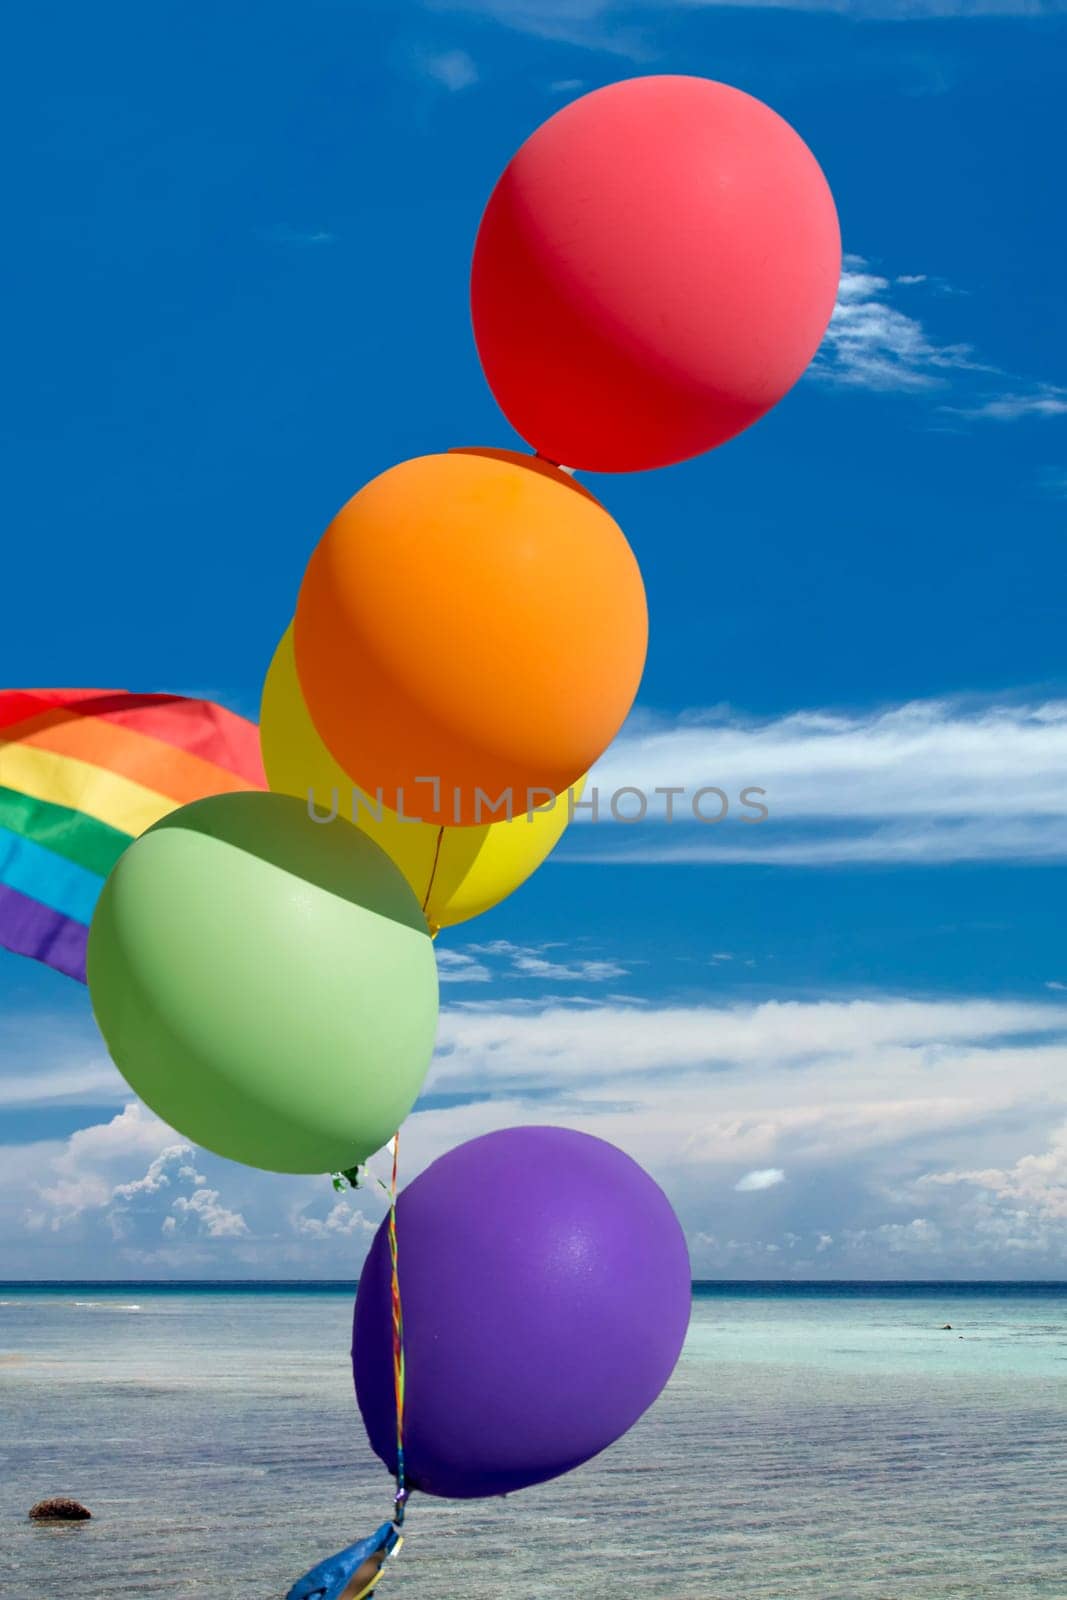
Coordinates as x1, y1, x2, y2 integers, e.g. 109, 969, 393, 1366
331, 1165, 364, 1192
534, 450, 575, 475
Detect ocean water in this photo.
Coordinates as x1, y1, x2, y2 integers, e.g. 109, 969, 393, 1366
2, 1281, 1065, 1600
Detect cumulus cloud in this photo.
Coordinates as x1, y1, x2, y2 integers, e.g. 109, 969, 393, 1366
296, 1201, 379, 1240
4, 987, 1067, 1278
25, 988, 1039, 1280
736, 1168, 786, 1192
168, 1185, 249, 1239
23, 1115, 250, 1242
396, 990, 1065, 1276
920, 1122, 1067, 1223
112, 1146, 193, 1202
0, 1094, 402, 1274
816, 1122, 1067, 1270
30, 1102, 178, 1222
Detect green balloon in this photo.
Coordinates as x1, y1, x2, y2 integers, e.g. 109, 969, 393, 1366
87, 791, 439, 1174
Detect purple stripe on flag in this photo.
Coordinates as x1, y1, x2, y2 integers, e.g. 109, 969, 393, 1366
0, 882, 88, 983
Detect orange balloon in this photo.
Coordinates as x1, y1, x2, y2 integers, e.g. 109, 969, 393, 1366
293, 448, 647, 826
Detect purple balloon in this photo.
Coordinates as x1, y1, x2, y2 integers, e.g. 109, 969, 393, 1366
352, 1126, 691, 1500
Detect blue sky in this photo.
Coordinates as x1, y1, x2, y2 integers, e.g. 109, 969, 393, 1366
2, 0, 1066, 1280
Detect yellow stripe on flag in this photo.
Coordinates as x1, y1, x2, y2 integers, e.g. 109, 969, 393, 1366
0, 743, 180, 839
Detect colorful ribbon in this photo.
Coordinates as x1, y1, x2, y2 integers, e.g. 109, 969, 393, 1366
387, 1132, 407, 1527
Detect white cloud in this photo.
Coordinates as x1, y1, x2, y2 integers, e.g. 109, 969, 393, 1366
0, 1008, 124, 1108
436, 949, 492, 983
0, 1061, 124, 1106
169, 1186, 249, 1238
426, 0, 649, 55
584, 816, 1067, 867
692, 0, 1063, 14
296, 1200, 379, 1240
3, 990, 1067, 1277
462, 940, 629, 982
736, 1168, 786, 1191
509, 952, 629, 981
413, 992, 1067, 1276
952, 386, 1067, 422
112, 1145, 192, 1201
596, 696, 1067, 820
430, 0, 1065, 56
430, 995, 1067, 1108
24, 1117, 250, 1242
31, 1102, 177, 1221
0, 1092, 401, 1274
6, 1106, 256, 1252
420, 48, 480, 91
844, 1216, 942, 1255
570, 694, 1067, 865
812, 256, 1065, 426
920, 1122, 1067, 1222
816, 257, 978, 391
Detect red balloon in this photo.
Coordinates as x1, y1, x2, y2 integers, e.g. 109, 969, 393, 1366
471, 76, 841, 474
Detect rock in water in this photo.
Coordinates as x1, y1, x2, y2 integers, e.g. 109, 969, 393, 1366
29, 1498, 91, 1521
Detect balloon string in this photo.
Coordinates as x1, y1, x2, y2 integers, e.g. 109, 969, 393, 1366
421, 827, 445, 920
388, 1131, 407, 1528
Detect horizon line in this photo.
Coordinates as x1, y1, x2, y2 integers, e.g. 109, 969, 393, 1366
3, 1277, 1066, 1288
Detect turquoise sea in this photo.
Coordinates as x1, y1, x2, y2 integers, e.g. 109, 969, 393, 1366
2, 1282, 1065, 1599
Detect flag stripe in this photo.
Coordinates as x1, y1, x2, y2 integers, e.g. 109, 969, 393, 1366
0, 690, 116, 732
0, 688, 264, 984
0, 828, 102, 924
0, 743, 191, 837
0, 786, 132, 878
0, 882, 88, 983
2, 710, 260, 805
0, 690, 265, 785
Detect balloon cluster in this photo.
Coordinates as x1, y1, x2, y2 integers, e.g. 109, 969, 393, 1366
87, 77, 838, 1518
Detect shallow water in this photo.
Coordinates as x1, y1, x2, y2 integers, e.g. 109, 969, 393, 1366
2, 1282, 1065, 1599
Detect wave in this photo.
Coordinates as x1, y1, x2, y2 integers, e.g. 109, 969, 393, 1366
72, 1300, 142, 1311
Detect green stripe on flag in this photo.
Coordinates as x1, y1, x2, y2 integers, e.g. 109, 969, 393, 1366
0, 785, 133, 878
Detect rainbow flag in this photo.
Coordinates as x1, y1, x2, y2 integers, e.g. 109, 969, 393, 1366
0, 689, 265, 983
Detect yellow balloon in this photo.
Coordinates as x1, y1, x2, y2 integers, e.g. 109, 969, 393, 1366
260, 628, 582, 931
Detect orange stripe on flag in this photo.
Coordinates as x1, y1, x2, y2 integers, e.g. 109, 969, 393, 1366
1, 711, 257, 806
0, 743, 195, 837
